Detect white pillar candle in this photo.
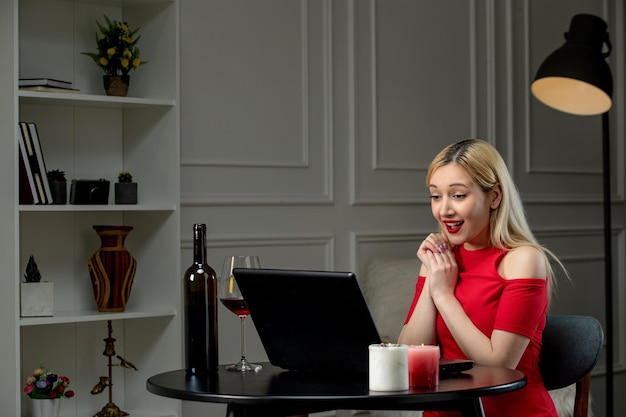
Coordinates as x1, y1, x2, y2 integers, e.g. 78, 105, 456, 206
368, 343, 409, 391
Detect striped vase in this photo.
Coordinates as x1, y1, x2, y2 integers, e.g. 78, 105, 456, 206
88, 225, 137, 312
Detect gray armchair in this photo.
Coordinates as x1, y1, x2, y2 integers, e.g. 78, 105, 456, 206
540, 315, 604, 417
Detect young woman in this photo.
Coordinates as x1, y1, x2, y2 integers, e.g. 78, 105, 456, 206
398, 139, 564, 417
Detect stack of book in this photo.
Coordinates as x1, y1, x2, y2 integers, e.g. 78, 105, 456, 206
19, 78, 79, 93
18, 121, 53, 204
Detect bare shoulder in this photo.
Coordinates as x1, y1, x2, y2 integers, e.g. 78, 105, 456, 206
499, 246, 548, 280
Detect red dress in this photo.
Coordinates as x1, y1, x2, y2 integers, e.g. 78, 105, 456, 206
404, 245, 558, 417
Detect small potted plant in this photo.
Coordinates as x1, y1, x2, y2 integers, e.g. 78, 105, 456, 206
115, 171, 138, 204
24, 363, 75, 417
20, 255, 54, 317
81, 15, 147, 96
47, 169, 67, 205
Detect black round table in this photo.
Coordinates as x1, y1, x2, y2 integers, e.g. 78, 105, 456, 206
147, 363, 526, 417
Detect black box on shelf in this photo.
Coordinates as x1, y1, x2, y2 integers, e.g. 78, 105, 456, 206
70, 179, 110, 204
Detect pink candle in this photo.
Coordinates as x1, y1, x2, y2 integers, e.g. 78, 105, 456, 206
408, 345, 440, 387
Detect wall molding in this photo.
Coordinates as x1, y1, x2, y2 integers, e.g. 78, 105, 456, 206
181, 0, 310, 169
181, 192, 334, 206
182, 233, 335, 271
350, 229, 427, 273
349, 0, 481, 205
180, 0, 334, 206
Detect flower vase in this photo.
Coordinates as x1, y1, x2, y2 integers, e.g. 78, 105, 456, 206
88, 225, 137, 312
103, 75, 130, 97
30, 398, 61, 417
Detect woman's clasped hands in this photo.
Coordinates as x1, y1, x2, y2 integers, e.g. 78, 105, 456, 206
418, 232, 458, 300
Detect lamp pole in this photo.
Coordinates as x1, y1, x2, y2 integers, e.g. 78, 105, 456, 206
602, 111, 613, 417
530, 14, 614, 416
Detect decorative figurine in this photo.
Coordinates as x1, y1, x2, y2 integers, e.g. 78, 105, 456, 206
91, 320, 138, 417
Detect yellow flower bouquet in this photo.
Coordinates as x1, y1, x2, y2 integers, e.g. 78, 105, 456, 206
82, 15, 147, 76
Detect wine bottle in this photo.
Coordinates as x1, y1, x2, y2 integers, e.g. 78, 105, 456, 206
183, 223, 218, 374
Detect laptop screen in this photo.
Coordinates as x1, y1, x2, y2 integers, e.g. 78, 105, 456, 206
233, 268, 382, 374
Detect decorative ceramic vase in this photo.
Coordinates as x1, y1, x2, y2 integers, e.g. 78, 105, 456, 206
103, 75, 130, 97
30, 398, 61, 417
88, 225, 137, 312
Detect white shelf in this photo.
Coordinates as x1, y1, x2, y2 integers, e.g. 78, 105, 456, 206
62, 0, 175, 7
19, 90, 175, 108
65, 411, 176, 417
19, 308, 177, 326
8, 0, 182, 415
19, 203, 177, 212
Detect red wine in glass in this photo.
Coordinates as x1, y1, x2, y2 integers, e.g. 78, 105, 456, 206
220, 297, 249, 317
219, 255, 262, 372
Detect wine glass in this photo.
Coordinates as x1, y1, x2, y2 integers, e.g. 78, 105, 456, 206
219, 255, 262, 372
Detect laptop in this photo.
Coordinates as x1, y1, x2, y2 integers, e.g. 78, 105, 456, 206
233, 267, 474, 376
232, 268, 381, 374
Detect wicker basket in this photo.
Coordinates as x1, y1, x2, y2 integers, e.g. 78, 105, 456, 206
103, 75, 130, 97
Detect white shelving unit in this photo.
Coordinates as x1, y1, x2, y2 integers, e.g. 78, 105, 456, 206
1, 0, 182, 416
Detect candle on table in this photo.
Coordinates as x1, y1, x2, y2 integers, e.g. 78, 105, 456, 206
408, 344, 440, 387
368, 343, 409, 391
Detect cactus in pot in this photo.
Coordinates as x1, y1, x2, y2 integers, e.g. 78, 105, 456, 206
115, 171, 138, 204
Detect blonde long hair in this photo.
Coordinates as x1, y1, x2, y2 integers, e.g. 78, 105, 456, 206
426, 138, 566, 297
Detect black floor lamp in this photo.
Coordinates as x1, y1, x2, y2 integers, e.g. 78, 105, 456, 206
530, 13, 614, 417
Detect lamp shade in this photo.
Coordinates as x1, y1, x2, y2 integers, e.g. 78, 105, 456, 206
531, 14, 613, 116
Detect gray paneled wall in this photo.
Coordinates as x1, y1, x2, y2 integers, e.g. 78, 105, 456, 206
180, 1, 625, 416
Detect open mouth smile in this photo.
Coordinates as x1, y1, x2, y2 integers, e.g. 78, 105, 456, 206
444, 220, 464, 234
